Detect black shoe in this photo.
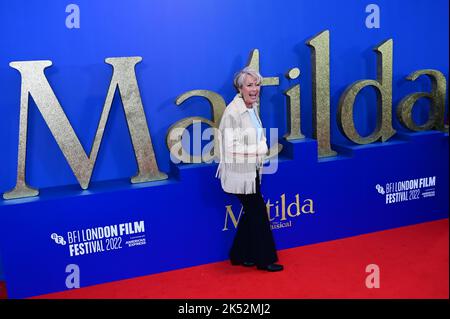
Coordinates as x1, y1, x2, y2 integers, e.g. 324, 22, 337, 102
231, 260, 255, 267
257, 263, 284, 272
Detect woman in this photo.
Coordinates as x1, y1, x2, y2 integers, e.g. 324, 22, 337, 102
215, 67, 283, 272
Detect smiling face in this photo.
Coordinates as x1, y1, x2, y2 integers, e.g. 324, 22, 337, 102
239, 74, 260, 107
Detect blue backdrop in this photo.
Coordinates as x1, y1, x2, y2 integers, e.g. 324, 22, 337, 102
0, 0, 448, 298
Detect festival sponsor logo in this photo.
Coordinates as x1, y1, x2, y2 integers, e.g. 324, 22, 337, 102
51, 233, 67, 245
376, 176, 437, 205
51, 220, 147, 257
222, 193, 315, 231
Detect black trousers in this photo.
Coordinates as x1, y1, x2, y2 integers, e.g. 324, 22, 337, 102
229, 171, 278, 267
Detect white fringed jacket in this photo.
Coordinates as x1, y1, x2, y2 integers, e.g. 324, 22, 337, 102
215, 94, 268, 194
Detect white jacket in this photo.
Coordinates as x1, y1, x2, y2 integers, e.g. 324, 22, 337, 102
215, 94, 268, 194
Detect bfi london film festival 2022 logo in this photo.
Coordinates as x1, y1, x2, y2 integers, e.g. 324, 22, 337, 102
51, 220, 147, 289
375, 176, 437, 204
51, 220, 147, 257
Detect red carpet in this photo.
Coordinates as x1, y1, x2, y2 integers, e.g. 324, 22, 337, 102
0, 281, 6, 299
24, 218, 449, 298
